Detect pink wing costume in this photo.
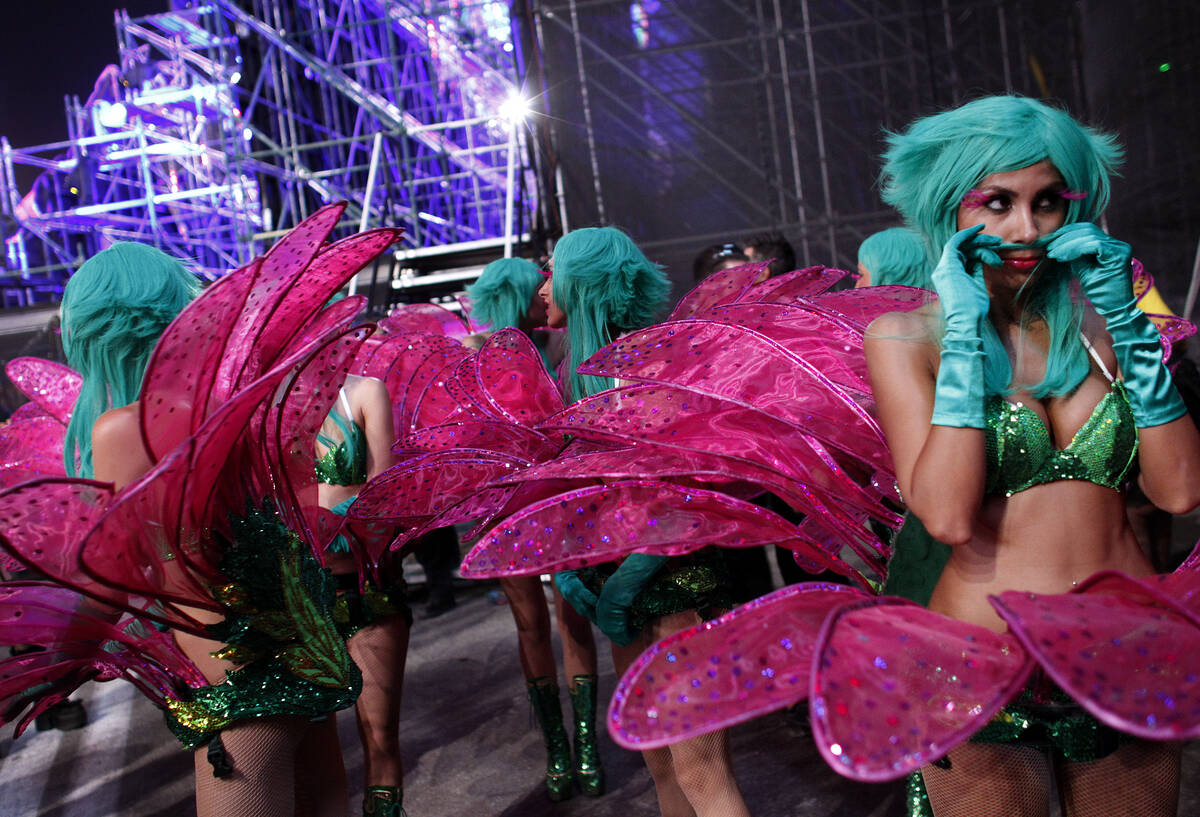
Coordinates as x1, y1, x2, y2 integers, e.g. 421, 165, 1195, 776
0, 204, 402, 744
352, 259, 1200, 784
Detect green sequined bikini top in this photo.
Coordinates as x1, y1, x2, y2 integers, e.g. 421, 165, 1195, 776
315, 388, 367, 486
984, 338, 1138, 497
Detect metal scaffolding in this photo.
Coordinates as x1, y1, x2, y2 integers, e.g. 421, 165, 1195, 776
534, 0, 1088, 278
1, 0, 537, 309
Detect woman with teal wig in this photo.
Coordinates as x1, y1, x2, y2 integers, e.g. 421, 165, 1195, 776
543, 227, 750, 817
61, 241, 200, 477
856, 226, 930, 289
867, 95, 1200, 816
462, 255, 605, 804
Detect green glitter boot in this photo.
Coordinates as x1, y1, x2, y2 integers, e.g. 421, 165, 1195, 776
527, 677, 574, 801
569, 674, 606, 796
363, 785, 407, 817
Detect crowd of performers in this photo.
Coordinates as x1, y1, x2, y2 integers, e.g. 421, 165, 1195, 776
2, 93, 1200, 817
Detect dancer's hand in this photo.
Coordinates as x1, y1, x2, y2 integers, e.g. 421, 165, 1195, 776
928, 225, 999, 429
595, 553, 668, 646
1045, 222, 1135, 318
931, 225, 997, 331
554, 570, 598, 621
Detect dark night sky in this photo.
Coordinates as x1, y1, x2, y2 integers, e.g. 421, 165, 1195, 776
2, 1, 165, 150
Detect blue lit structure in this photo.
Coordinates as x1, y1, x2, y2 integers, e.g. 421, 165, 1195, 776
0, 1, 537, 307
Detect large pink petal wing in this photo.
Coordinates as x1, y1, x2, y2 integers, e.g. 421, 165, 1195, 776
139, 264, 256, 460
669, 261, 771, 319
379, 302, 469, 339
538, 384, 896, 538
474, 328, 564, 425
409, 358, 487, 430
263, 326, 372, 550
0, 416, 66, 476
581, 320, 888, 469
460, 480, 806, 578
213, 204, 347, 401
5, 358, 80, 425
609, 583, 868, 750
375, 334, 468, 434
0, 479, 128, 606
991, 572, 1200, 740
811, 598, 1033, 781
805, 285, 930, 331
350, 450, 530, 525
399, 421, 560, 461
742, 266, 848, 302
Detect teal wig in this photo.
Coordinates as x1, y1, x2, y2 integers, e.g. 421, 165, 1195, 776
466, 257, 544, 331
550, 227, 670, 400
880, 95, 1124, 398
61, 242, 201, 477
858, 227, 930, 288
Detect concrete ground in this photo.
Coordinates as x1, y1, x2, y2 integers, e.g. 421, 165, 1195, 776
0, 576, 1196, 817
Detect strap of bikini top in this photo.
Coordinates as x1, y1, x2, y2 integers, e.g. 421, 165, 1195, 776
338, 386, 353, 418
1079, 331, 1116, 383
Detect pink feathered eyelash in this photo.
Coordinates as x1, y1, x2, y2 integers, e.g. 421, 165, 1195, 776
960, 189, 990, 209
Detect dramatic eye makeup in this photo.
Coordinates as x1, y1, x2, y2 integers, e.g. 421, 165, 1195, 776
960, 186, 1086, 210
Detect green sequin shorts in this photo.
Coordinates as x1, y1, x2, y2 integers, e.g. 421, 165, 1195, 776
578, 548, 734, 632
332, 571, 412, 634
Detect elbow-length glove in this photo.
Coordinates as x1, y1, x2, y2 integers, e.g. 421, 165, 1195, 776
930, 225, 1000, 428
596, 554, 669, 646
1046, 223, 1186, 427
554, 570, 599, 621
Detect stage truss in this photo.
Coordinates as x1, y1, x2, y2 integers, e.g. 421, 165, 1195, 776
1, 0, 537, 308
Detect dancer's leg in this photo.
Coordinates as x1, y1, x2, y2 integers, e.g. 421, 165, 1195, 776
553, 581, 598, 679
612, 637, 695, 817
919, 742, 1051, 817
294, 715, 348, 817
1055, 740, 1180, 817
499, 575, 556, 680
649, 611, 749, 817
347, 614, 411, 788
192, 715, 308, 817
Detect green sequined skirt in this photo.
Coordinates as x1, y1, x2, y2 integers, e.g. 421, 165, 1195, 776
577, 548, 734, 632
164, 503, 361, 749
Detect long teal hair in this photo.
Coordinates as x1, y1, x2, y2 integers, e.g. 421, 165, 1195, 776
466, 257, 544, 331
858, 227, 930, 288
880, 95, 1124, 398
61, 242, 201, 477
550, 227, 670, 400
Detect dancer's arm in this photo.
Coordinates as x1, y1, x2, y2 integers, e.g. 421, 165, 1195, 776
354, 376, 397, 480
1047, 223, 1200, 513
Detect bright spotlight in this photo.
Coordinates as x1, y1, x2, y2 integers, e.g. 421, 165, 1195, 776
498, 92, 530, 124
96, 101, 127, 129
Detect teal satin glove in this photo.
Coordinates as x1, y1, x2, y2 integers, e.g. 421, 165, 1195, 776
930, 225, 1000, 428
594, 553, 668, 647
554, 570, 599, 622
1046, 223, 1185, 427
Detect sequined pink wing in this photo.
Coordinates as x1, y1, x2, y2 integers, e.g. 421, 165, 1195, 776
379, 302, 470, 339
262, 326, 372, 551
581, 319, 888, 470
811, 597, 1034, 781
0, 416, 66, 477
460, 480, 807, 578
743, 266, 848, 302
399, 421, 561, 462
669, 261, 771, 319
5, 358, 80, 425
8, 402, 49, 423
805, 285, 930, 331
990, 572, 1200, 740
473, 329, 564, 425
609, 583, 868, 750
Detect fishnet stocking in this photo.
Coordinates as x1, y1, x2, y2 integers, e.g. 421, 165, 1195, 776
192, 716, 309, 817
1056, 740, 1181, 817
921, 743, 1051, 817
609, 610, 749, 817
347, 613, 411, 787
